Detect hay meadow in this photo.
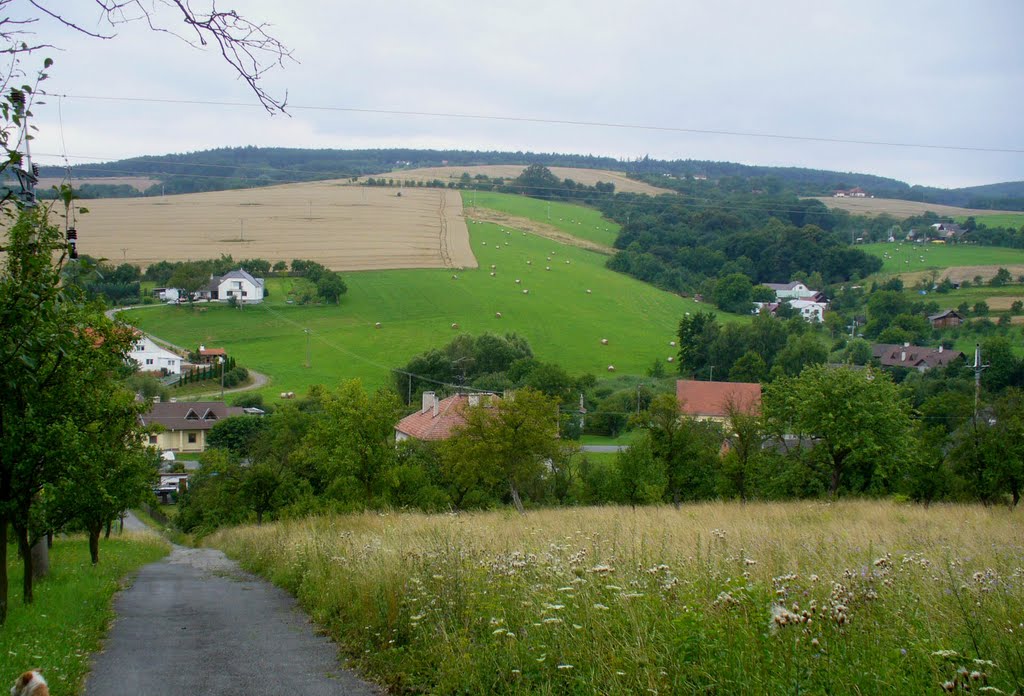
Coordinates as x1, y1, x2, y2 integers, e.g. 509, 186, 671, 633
211, 501, 1024, 694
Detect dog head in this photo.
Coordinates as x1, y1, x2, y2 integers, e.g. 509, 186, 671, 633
10, 671, 48, 696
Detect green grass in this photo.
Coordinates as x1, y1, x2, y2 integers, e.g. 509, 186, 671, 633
465, 191, 620, 247
212, 502, 1024, 695
861, 242, 1024, 274
957, 213, 1024, 229
0, 534, 170, 695
121, 219, 716, 398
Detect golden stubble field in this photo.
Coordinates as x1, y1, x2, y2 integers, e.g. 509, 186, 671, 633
810, 196, 995, 218
60, 182, 474, 271
363, 165, 671, 196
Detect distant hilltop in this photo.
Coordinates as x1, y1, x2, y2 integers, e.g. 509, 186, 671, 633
23, 147, 1024, 211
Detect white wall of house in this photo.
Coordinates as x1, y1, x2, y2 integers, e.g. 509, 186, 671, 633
789, 300, 826, 322
128, 336, 182, 375
217, 276, 264, 303
775, 283, 817, 300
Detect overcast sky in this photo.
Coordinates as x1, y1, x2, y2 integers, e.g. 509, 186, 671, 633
21, 1, 1024, 189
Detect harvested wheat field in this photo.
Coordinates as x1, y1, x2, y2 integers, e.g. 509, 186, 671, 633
63, 182, 473, 271
362, 165, 671, 196
810, 196, 994, 218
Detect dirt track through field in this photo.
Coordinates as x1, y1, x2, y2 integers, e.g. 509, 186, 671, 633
897, 264, 1024, 285
59, 182, 474, 272
465, 206, 617, 254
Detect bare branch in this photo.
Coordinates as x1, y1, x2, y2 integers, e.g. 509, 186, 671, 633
27, 1, 114, 39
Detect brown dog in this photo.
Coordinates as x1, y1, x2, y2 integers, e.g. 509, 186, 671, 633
10, 671, 48, 696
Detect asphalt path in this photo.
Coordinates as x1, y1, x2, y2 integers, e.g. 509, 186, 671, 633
84, 545, 380, 696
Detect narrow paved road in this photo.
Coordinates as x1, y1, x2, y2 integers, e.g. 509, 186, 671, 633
84, 546, 380, 696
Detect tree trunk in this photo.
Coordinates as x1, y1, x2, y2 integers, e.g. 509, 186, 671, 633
89, 524, 101, 565
509, 480, 525, 515
0, 515, 8, 625
30, 537, 48, 581
16, 525, 33, 605
672, 489, 681, 510
46, 530, 53, 548
104, 519, 112, 539
1012, 486, 1020, 510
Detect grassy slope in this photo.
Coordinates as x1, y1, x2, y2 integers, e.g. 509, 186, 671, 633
466, 191, 621, 247
860, 242, 1024, 274
123, 196, 715, 397
1, 534, 170, 695
957, 212, 1024, 228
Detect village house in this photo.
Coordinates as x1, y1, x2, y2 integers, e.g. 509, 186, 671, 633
127, 334, 182, 375
197, 345, 228, 365
763, 281, 820, 301
196, 268, 265, 304
833, 187, 868, 198
928, 309, 965, 329
930, 222, 965, 240
871, 343, 965, 372
788, 299, 827, 323
140, 400, 246, 453
676, 380, 762, 424
394, 391, 498, 442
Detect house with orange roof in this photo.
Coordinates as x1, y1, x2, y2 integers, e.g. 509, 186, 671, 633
676, 380, 761, 423
395, 391, 498, 442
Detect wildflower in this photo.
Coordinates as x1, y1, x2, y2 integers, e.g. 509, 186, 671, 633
973, 659, 996, 668
557, 664, 574, 670
543, 617, 563, 624
590, 563, 616, 574
932, 650, 960, 660
493, 628, 507, 635
593, 603, 609, 610
536, 654, 547, 662
969, 671, 984, 681
941, 680, 956, 692
543, 603, 565, 611
410, 613, 425, 621
811, 638, 820, 648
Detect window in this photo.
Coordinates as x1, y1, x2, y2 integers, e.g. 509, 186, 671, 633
148, 435, 157, 444
187, 433, 197, 444
146, 358, 154, 365
184, 409, 199, 420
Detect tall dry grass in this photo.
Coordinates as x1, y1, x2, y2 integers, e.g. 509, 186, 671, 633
211, 501, 1024, 694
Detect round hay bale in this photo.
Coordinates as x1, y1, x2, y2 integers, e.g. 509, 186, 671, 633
527, 260, 532, 265
669, 341, 676, 347
667, 356, 674, 362
546, 257, 551, 261
607, 365, 615, 372
515, 278, 521, 284
452, 274, 459, 280
522, 289, 529, 294
482, 241, 487, 245
451, 323, 459, 329
490, 264, 496, 269
375, 322, 382, 328
546, 266, 551, 271
495, 312, 502, 318
586, 289, 592, 294
601, 338, 609, 345
490, 272, 496, 277
565, 260, 570, 264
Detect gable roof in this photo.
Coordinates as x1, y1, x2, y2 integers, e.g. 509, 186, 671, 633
871, 343, 964, 370
395, 394, 498, 441
676, 380, 761, 419
928, 309, 964, 322
763, 281, 805, 292
140, 401, 246, 432
217, 268, 264, 287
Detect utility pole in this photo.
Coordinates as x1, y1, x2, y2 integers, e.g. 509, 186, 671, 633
709, 366, 715, 382
304, 328, 311, 368
972, 343, 988, 417
219, 357, 225, 399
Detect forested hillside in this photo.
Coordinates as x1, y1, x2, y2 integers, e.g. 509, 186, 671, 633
25, 147, 1024, 209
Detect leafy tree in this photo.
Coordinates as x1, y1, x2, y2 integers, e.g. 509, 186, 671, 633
207, 416, 267, 459
443, 388, 564, 513
764, 365, 916, 496
990, 267, 1012, 287
714, 273, 754, 314
772, 332, 828, 378
638, 394, 722, 507
168, 262, 210, 304
729, 351, 767, 382
677, 311, 719, 378
719, 397, 765, 501
614, 434, 666, 508
316, 271, 348, 304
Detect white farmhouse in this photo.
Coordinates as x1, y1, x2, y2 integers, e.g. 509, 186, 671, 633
210, 269, 265, 304
763, 281, 818, 301
128, 334, 182, 375
789, 299, 827, 323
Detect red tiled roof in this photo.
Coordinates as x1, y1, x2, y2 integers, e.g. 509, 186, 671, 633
676, 380, 761, 419
199, 348, 227, 357
871, 343, 964, 370
395, 394, 497, 441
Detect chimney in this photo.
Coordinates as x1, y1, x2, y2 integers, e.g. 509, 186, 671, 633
468, 393, 479, 407
900, 351, 906, 362
199, 344, 206, 352
152, 396, 161, 404
903, 342, 910, 348
433, 394, 439, 417
938, 345, 943, 353
422, 391, 435, 413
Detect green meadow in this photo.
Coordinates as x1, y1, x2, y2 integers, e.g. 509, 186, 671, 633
466, 191, 621, 247
860, 242, 1024, 274
957, 212, 1024, 229
123, 196, 714, 398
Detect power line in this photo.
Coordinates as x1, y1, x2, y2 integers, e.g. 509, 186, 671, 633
51, 92, 1024, 155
